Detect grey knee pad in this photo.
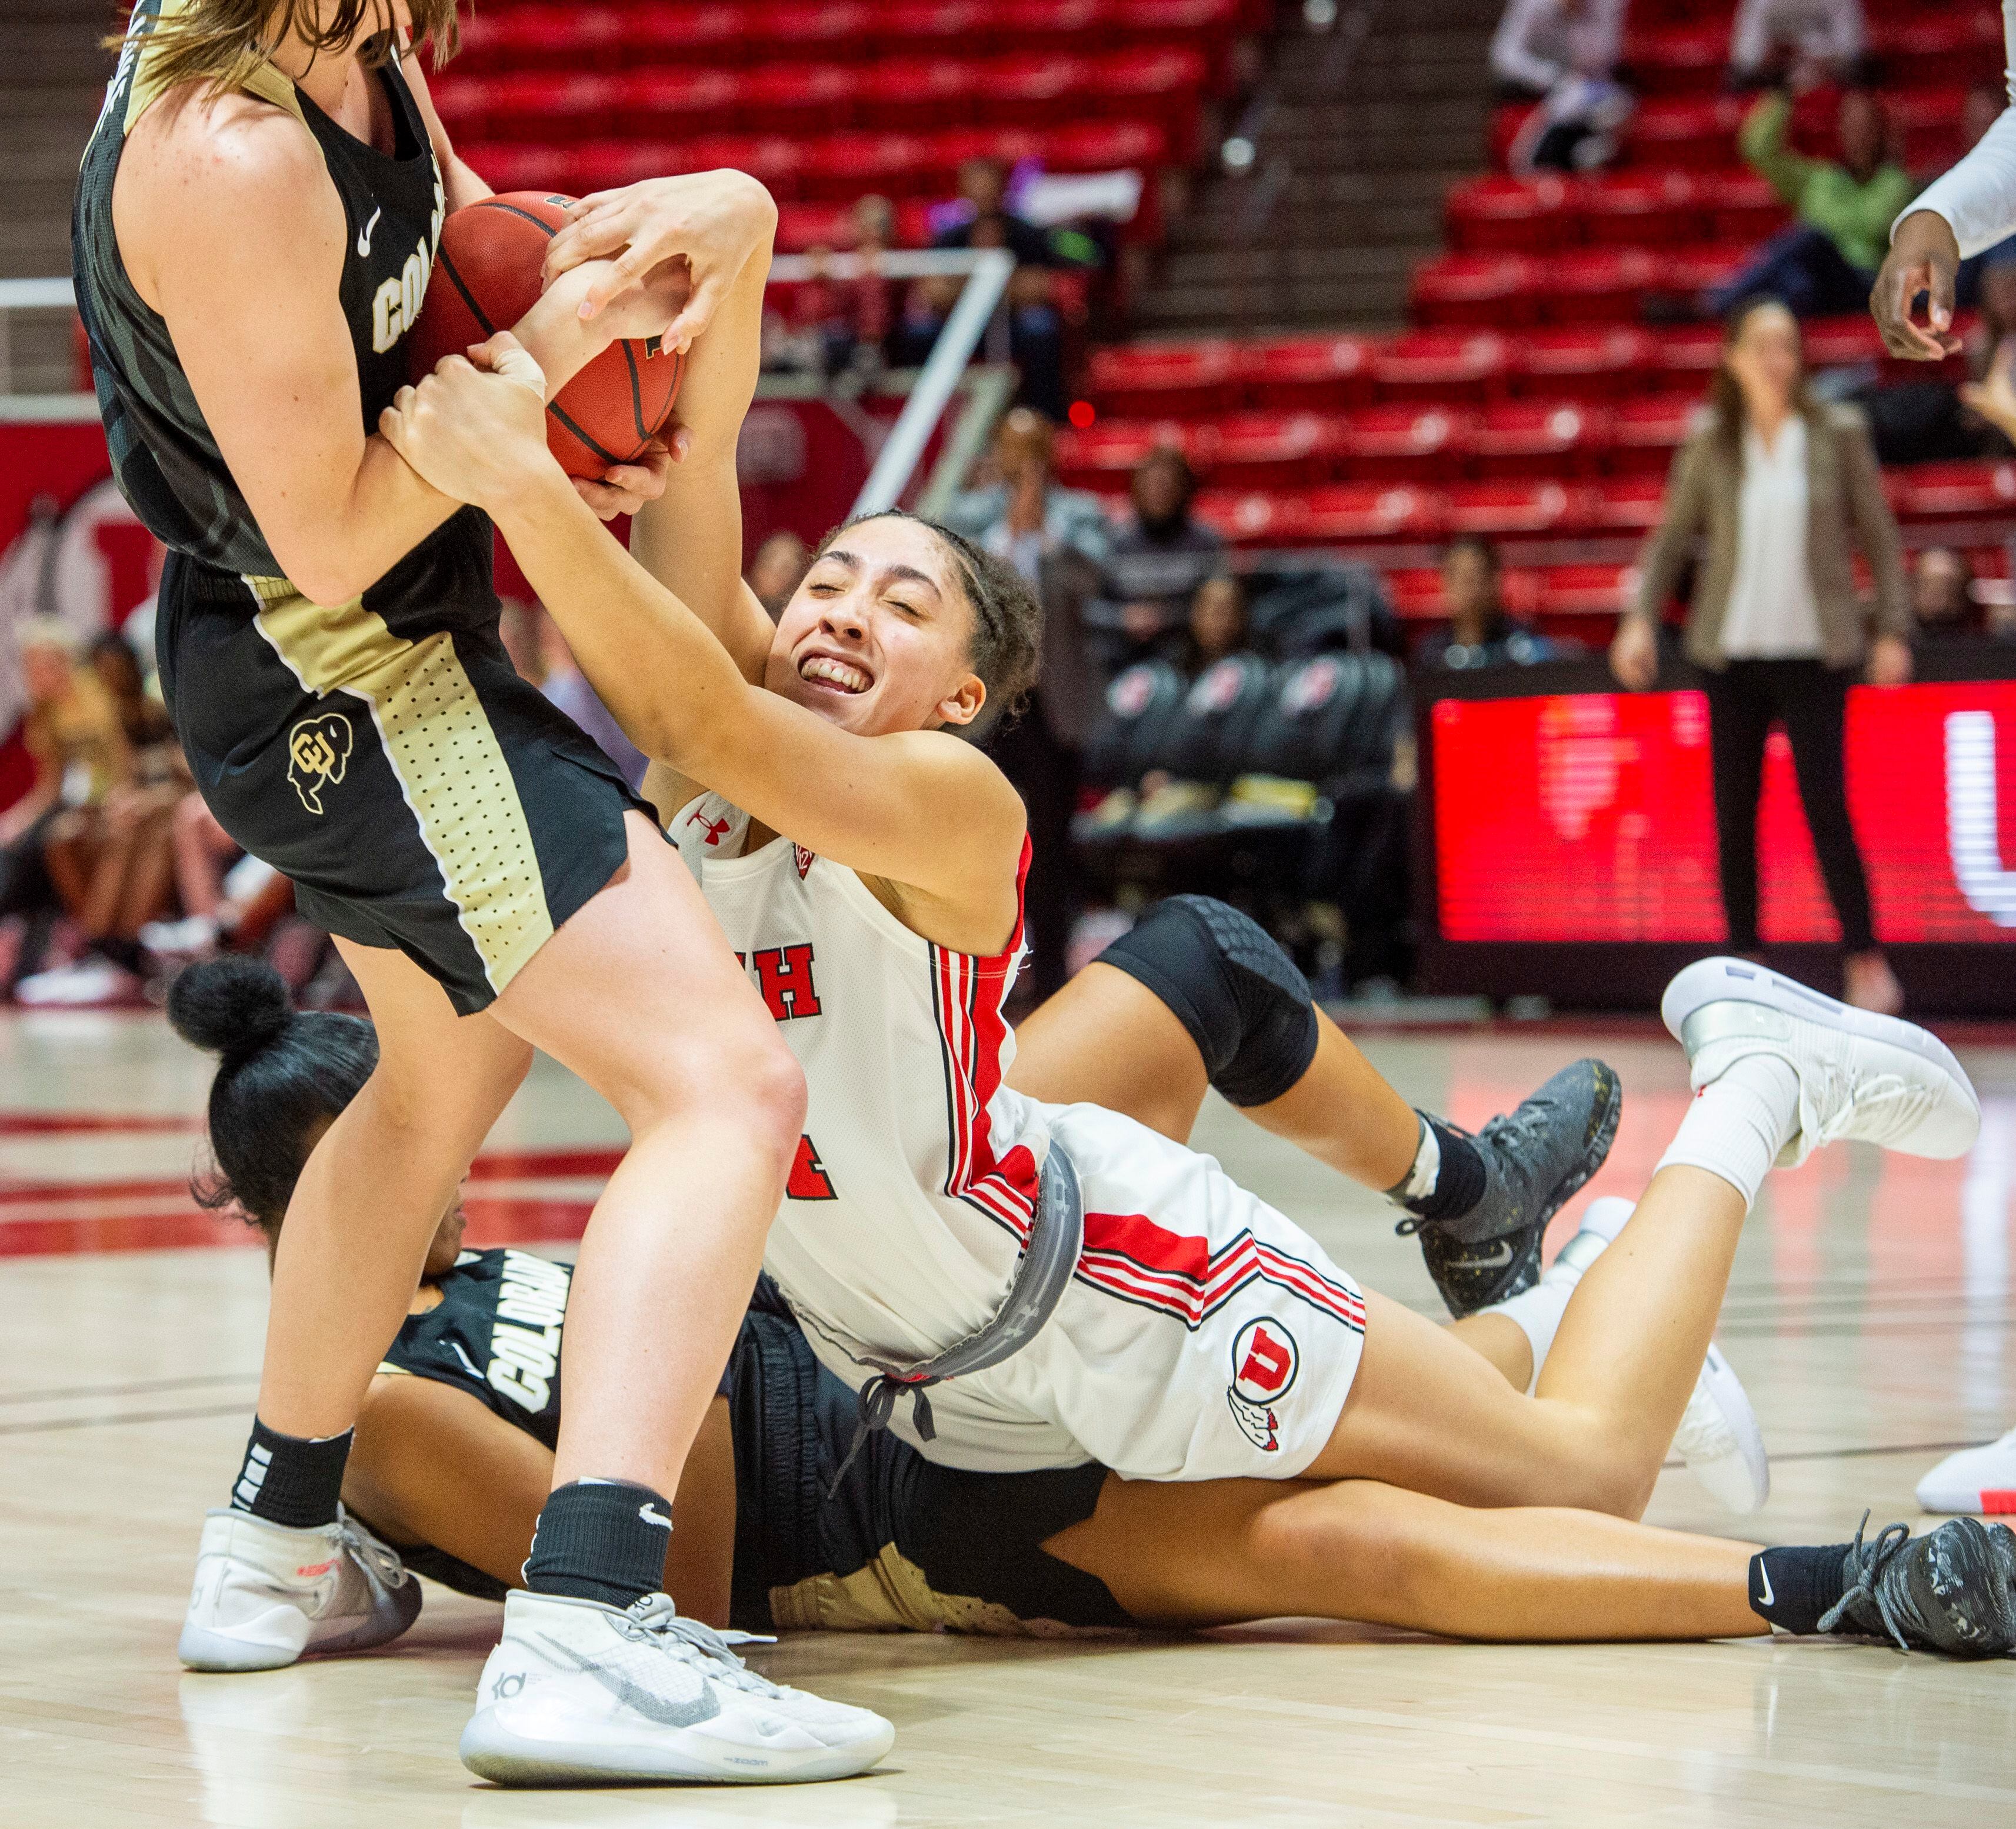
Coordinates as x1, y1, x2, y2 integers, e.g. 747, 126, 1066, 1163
1095, 896, 1318, 1107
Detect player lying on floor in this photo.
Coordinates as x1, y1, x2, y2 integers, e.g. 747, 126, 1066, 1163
366, 288, 2009, 1683
172, 952, 2012, 1658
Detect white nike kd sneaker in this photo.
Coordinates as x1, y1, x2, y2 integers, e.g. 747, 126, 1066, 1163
1670, 1342, 1770, 1514
1918, 1428, 2016, 1517
460, 1590, 895, 1785
178, 1505, 421, 1672
1662, 957, 1980, 1165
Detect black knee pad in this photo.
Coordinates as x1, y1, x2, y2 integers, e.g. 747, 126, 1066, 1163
1095, 895, 1318, 1108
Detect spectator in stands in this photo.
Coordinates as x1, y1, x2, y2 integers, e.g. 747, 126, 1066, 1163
792, 196, 901, 378
945, 407, 1112, 1001
1858, 259, 2016, 466
1727, 0, 1867, 92
22, 632, 193, 1003
1419, 538, 1575, 670
1491, 0, 1634, 175
1707, 87, 1916, 320
747, 530, 812, 618
1, 619, 131, 1001
1094, 447, 1225, 672
537, 614, 648, 792
1612, 298, 1910, 1015
932, 159, 1071, 419
889, 274, 962, 369
1911, 547, 1980, 640
1177, 574, 1248, 678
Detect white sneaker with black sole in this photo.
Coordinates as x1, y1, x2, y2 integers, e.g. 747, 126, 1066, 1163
178, 1505, 421, 1671
460, 1590, 895, 1786
1662, 957, 1980, 1165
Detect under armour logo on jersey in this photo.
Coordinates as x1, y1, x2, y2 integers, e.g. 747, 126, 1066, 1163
286, 713, 354, 815
688, 810, 732, 847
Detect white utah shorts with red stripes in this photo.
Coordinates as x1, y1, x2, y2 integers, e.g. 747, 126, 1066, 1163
811, 1095, 1369, 1482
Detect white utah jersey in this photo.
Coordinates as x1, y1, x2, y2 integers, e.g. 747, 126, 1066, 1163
674, 792, 1050, 1381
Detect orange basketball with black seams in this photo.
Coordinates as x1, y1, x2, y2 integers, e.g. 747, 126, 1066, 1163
407, 191, 685, 479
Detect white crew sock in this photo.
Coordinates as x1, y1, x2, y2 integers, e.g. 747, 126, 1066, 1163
1481, 1196, 1634, 1393
1652, 1051, 1801, 1213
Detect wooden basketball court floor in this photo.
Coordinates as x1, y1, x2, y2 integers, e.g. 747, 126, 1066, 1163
4, 1007, 2015, 1828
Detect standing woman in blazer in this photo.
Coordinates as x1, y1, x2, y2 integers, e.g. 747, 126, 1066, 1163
1611, 297, 1912, 1013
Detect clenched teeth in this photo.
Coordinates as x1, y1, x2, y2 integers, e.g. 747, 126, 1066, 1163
800, 655, 871, 693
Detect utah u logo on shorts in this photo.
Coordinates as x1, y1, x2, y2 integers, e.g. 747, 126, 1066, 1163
286, 712, 354, 816
1227, 1316, 1298, 1452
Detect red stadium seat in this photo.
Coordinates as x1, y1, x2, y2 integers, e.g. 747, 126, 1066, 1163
1610, 392, 1705, 474
616, 70, 743, 141
1089, 46, 1211, 161
1209, 412, 1348, 488
1232, 335, 1377, 411
456, 74, 618, 145
879, 1, 999, 59
1509, 327, 1657, 401
1192, 489, 1316, 546
1660, 243, 1754, 296
774, 198, 935, 251
1801, 315, 1886, 369
1577, 171, 1702, 248
1371, 331, 1512, 404
1297, 484, 1449, 546
1445, 481, 1580, 538
797, 132, 927, 200
454, 6, 629, 76
991, 0, 1110, 52
1444, 175, 1570, 252
1037, 119, 1169, 173
1052, 419, 1193, 491
1540, 562, 1640, 616
1696, 170, 1790, 245
741, 5, 879, 64
1087, 341, 1239, 417
1338, 405, 1477, 484
738, 62, 857, 136
1867, 12, 2004, 89
1579, 475, 1670, 534
1650, 322, 1727, 383
1629, 96, 1745, 168
850, 57, 982, 132
1409, 254, 1540, 328
978, 53, 1092, 127
684, 134, 808, 198
1543, 249, 1660, 325
1381, 567, 1447, 618
1622, 23, 1728, 97
1899, 462, 2016, 521
1466, 401, 1614, 479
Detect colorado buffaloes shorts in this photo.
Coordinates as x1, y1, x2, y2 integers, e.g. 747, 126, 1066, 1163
158, 549, 648, 1015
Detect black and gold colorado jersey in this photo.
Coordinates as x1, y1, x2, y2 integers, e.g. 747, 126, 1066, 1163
72, 0, 491, 622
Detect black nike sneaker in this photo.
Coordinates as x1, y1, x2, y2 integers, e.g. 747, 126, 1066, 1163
1397, 1058, 1622, 1317
1818, 1515, 2016, 1657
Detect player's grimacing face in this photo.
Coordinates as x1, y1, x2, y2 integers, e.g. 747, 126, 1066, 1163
765, 518, 987, 737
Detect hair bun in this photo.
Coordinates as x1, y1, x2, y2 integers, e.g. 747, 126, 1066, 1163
166, 957, 294, 1061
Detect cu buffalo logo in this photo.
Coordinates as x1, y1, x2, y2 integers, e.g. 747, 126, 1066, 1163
286, 712, 354, 815
1227, 1316, 1298, 1452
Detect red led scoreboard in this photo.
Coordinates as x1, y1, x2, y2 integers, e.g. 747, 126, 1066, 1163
1418, 662, 2016, 1014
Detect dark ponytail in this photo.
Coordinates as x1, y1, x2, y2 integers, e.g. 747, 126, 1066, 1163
168, 958, 378, 1244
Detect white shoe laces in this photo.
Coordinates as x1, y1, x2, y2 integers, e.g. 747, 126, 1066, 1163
1801, 1068, 1938, 1154
332, 1507, 411, 1591
618, 1597, 787, 1698
1670, 1379, 1731, 1462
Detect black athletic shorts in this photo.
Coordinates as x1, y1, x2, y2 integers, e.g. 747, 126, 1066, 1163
158, 537, 649, 1015
727, 1302, 1132, 1636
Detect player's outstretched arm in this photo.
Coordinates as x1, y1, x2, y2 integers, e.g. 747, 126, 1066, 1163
381, 341, 1026, 937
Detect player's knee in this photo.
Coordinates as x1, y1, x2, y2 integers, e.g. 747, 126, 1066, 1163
1097, 895, 1318, 1107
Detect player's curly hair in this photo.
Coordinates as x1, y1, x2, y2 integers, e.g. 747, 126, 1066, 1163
167, 956, 377, 1246
813, 510, 1044, 717
111, 0, 461, 102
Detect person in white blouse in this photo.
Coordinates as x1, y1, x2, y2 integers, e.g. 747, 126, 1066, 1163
1872, 2, 2016, 358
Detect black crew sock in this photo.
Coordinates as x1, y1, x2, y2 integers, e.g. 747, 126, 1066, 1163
98, 935, 144, 974
230, 1417, 352, 1528
1748, 1543, 1852, 1635
1388, 1112, 1488, 1224
523, 1478, 675, 1609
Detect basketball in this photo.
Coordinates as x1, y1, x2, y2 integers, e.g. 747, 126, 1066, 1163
407, 191, 684, 478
